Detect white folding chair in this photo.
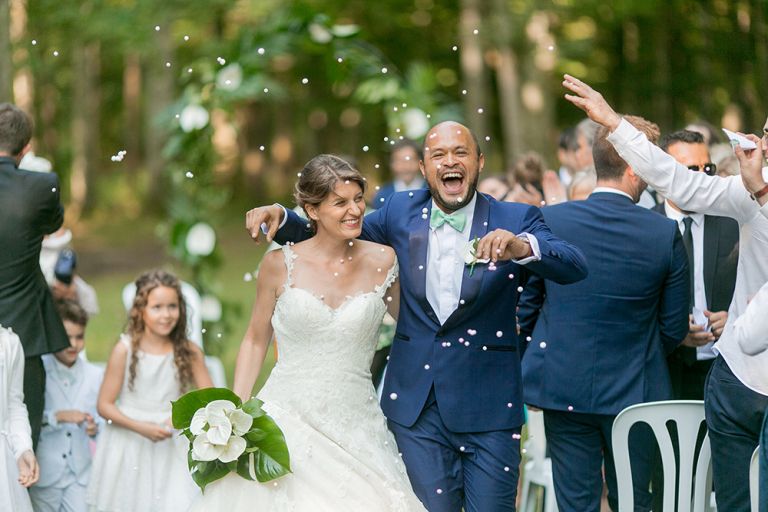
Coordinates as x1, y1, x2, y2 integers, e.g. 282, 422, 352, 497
122, 281, 227, 387
750, 446, 760, 512
519, 409, 558, 512
612, 401, 713, 512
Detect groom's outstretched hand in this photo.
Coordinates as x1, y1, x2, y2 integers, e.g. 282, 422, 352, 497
562, 74, 623, 132
246, 204, 286, 243
476, 229, 532, 262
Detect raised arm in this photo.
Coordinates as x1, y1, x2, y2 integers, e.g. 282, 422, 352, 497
232, 249, 283, 402
562, 74, 757, 221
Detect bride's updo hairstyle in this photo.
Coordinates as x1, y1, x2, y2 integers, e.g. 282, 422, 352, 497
295, 154, 367, 233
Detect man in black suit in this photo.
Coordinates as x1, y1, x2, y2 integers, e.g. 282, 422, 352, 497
0, 103, 69, 446
650, 130, 739, 511
654, 130, 739, 399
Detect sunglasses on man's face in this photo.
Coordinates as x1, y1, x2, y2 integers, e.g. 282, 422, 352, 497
687, 163, 717, 176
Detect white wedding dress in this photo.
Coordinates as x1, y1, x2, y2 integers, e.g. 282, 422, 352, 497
192, 246, 425, 511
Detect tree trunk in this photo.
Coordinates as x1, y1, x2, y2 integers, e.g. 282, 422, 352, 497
520, 10, 556, 164
123, 53, 142, 171
459, 0, 489, 138
489, 0, 523, 170
143, 25, 174, 210
0, 0, 11, 102
69, 42, 101, 219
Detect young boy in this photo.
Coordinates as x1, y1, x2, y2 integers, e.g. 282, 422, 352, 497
29, 299, 103, 512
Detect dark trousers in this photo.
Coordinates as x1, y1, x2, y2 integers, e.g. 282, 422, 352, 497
544, 409, 654, 512
388, 388, 521, 512
704, 356, 768, 512
23, 355, 45, 450
650, 358, 712, 511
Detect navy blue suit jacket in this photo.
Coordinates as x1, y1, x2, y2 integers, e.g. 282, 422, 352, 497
276, 190, 588, 432
519, 192, 690, 415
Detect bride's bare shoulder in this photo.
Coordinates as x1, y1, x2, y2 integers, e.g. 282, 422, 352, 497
357, 240, 396, 268
257, 248, 288, 284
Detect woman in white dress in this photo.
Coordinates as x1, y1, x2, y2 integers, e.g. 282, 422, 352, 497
193, 155, 425, 511
0, 326, 39, 512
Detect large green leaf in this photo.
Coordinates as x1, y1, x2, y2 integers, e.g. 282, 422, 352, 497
241, 397, 266, 419
247, 414, 292, 482
171, 387, 242, 429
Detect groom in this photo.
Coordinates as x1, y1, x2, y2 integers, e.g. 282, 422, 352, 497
246, 121, 588, 511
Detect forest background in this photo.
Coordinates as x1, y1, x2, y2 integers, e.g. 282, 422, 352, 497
1, 0, 765, 386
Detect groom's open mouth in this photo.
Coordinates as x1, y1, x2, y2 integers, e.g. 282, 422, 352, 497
440, 170, 466, 196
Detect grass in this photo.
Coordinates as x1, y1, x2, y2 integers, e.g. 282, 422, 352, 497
77, 212, 276, 392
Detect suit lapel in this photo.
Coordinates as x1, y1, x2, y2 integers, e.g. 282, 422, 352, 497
442, 194, 491, 330
703, 216, 718, 309
409, 200, 440, 326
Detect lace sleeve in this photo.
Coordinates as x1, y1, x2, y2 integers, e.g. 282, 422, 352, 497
375, 258, 399, 298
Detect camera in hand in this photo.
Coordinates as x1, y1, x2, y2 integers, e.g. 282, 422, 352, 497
54, 249, 77, 285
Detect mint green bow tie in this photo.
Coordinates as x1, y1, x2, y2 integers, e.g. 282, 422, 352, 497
430, 208, 467, 232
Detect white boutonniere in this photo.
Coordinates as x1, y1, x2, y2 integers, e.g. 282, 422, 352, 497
464, 237, 490, 277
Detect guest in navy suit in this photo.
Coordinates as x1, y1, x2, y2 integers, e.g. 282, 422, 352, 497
372, 138, 426, 209
246, 121, 588, 511
518, 115, 690, 512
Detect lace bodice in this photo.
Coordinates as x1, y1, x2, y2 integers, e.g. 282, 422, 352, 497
270, 245, 397, 376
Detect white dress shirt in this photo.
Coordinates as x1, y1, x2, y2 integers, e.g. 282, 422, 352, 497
733, 280, 768, 356
608, 119, 768, 394
426, 193, 541, 324
663, 204, 714, 359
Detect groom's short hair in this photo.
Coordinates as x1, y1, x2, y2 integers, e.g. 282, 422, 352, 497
593, 115, 659, 181
0, 103, 33, 156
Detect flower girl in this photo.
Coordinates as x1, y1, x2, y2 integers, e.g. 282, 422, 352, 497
0, 326, 39, 512
86, 270, 212, 512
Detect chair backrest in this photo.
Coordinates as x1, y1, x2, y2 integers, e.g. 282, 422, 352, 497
524, 408, 547, 466
750, 446, 760, 512
121, 281, 204, 349
612, 401, 709, 512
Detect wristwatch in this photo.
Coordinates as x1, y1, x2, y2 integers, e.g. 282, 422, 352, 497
750, 183, 768, 201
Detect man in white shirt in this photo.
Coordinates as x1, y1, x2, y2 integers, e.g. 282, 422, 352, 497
562, 74, 768, 512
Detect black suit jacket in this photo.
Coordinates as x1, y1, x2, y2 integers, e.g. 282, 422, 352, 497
0, 156, 69, 356
652, 202, 739, 363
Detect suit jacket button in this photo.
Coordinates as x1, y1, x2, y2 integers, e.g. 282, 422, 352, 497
66, 432, 71, 437
62, 454, 67, 458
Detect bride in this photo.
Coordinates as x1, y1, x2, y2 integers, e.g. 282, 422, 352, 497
192, 155, 425, 511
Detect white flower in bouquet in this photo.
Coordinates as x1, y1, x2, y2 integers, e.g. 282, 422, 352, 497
190, 400, 253, 463
179, 104, 210, 132
185, 222, 216, 256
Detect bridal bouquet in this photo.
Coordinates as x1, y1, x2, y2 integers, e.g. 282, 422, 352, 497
172, 387, 291, 491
